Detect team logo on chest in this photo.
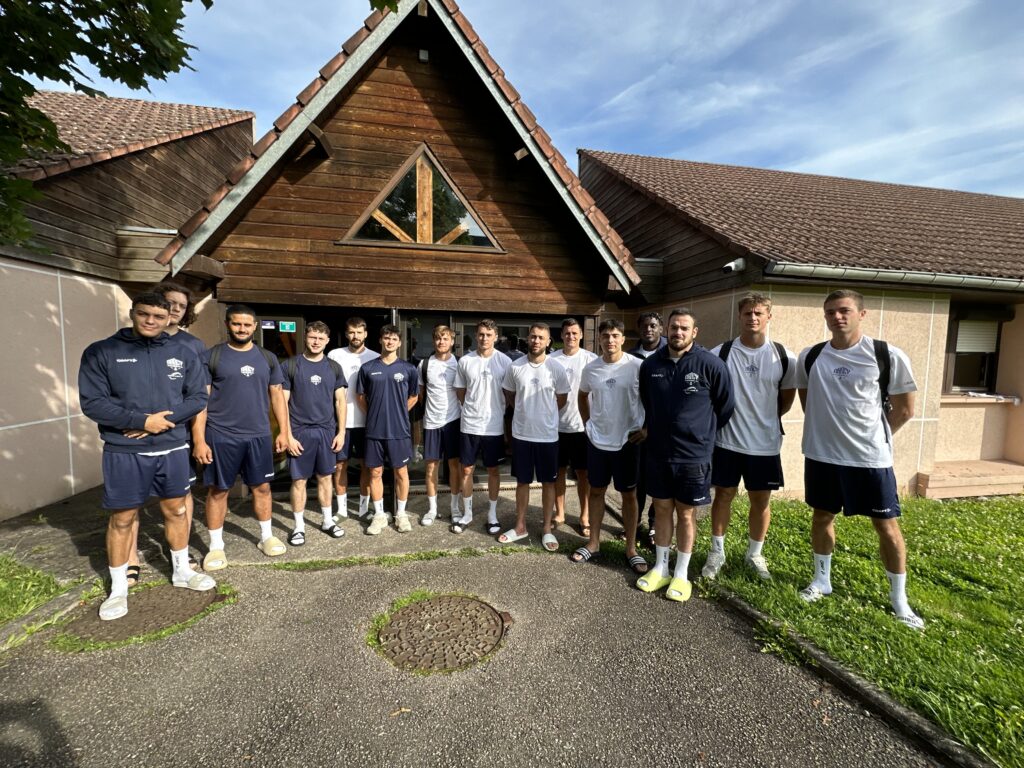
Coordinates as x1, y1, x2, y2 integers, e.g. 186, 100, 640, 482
310, 374, 322, 386
393, 372, 405, 383
832, 366, 852, 380
166, 357, 184, 380
744, 364, 759, 375
605, 378, 617, 388
683, 371, 701, 394
241, 365, 255, 377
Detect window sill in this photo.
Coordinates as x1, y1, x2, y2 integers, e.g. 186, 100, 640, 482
941, 393, 1021, 406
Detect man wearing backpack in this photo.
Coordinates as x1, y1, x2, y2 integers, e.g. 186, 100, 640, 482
702, 293, 798, 581
192, 305, 290, 569
281, 321, 348, 545
796, 289, 924, 630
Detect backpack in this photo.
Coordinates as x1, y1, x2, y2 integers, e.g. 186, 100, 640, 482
207, 343, 278, 379
283, 355, 344, 388
718, 339, 791, 434
804, 339, 892, 413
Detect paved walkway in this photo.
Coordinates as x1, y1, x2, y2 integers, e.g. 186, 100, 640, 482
0, 487, 935, 767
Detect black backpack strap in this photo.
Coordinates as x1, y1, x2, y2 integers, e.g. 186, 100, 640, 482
804, 342, 827, 376
259, 346, 278, 372
873, 339, 892, 413
285, 355, 299, 386
208, 343, 223, 380
773, 341, 789, 387
717, 339, 733, 363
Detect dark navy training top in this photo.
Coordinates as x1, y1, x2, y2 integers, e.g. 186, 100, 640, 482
639, 344, 735, 463
283, 355, 347, 429
168, 330, 207, 361
203, 344, 285, 438
356, 357, 419, 440
79, 328, 208, 453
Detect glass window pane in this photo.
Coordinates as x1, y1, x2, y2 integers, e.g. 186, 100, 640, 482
951, 352, 992, 390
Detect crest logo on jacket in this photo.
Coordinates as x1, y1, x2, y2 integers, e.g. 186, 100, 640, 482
166, 357, 184, 380
241, 365, 255, 377
310, 375, 322, 386
684, 371, 700, 394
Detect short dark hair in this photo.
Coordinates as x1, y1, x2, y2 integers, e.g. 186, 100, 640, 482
637, 311, 662, 327
477, 318, 498, 332
380, 324, 400, 338
306, 320, 330, 336
667, 307, 698, 326
153, 281, 196, 327
345, 316, 367, 331
225, 304, 257, 322
529, 322, 550, 335
824, 289, 864, 311
599, 318, 625, 334
561, 317, 581, 331
132, 292, 170, 312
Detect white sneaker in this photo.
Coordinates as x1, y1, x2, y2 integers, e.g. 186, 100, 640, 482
367, 513, 388, 535
895, 611, 925, 631
745, 554, 772, 581
799, 583, 832, 603
396, 513, 412, 533
421, 509, 437, 526
99, 594, 128, 621
701, 550, 726, 579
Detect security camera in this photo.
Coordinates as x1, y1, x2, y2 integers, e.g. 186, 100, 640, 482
721, 257, 746, 274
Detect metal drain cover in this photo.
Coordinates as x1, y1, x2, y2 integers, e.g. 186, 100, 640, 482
377, 595, 510, 672
64, 584, 222, 643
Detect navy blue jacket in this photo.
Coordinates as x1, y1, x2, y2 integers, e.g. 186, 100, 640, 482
639, 344, 735, 463
628, 336, 668, 359
79, 328, 208, 453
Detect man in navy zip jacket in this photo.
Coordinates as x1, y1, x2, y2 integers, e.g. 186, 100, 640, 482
637, 308, 734, 603
79, 292, 214, 621
628, 311, 668, 538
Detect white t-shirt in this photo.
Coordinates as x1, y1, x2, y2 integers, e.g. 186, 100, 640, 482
327, 346, 379, 428
454, 351, 512, 436
549, 348, 598, 433
796, 336, 916, 468
710, 338, 798, 456
419, 355, 461, 430
501, 357, 570, 443
579, 354, 644, 451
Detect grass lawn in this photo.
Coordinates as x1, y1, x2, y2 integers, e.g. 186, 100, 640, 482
700, 495, 1023, 768
0, 554, 71, 625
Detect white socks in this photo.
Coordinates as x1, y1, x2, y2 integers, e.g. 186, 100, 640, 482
372, 499, 384, 516
258, 519, 273, 542
359, 494, 370, 517
337, 492, 348, 518
811, 553, 833, 593
320, 506, 334, 529
461, 496, 473, 524
674, 551, 691, 580
170, 547, 195, 579
710, 535, 725, 555
450, 493, 460, 516
397, 499, 408, 517
293, 511, 305, 533
208, 527, 225, 552
427, 495, 437, 513
654, 545, 671, 577
109, 563, 129, 597
887, 570, 911, 615
746, 537, 764, 558
487, 498, 498, 526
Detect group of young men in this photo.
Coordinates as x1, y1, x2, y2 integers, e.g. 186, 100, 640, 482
80, 285, 923, 630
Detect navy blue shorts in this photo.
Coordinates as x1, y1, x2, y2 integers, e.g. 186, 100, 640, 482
102, 448, 191, 509
711, 446, 784, 491
587, 440, 639, 492
460, 433, 505, 468
805, 458, 901, 518
364, 437, 414, 470
511, 438, 559, 484
186, 442, 199, 487
424, 419, 460, 462
204, 432, 275, 489
289, 425, 338, 480
646, 459, 712, 506
557, 431, 588, 470
337, 427, 366, 462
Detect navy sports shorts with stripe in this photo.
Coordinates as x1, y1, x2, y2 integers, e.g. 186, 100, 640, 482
204, 433, 275, 489
511, 438, 558, 484
336, 427, 366, 462
557, 431, 588, 470
460, 433, 505, 469
804, 458, 901, 519
102, 448, 191, 509
364, 437, 414, 469
289, 425, 338, 480
646, 459, 712, 506
587, 440, 639, 492
711, 446, 784, 492
423, 419, 460, 462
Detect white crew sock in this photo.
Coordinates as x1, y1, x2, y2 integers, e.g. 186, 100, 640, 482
812, 553, 833, 592
373, 499, 385, 515
208, 527, 225, 552
654, 545, 671, 577
337, 492, 348, 516
450, 493, 460, 515
109, 563, 129, 597
170, 547, 195, 579
488, 499, 498, 518
359, 494, 370, 515
320, 507, 334, 529
746, 538, 764, 558
397, 499, 408, 516
711, 535, 725, 555
258, 519, 273, 542
887, 570, 911, 615
292, 511, 305, 533
462, 496, 473, 521
427, 495, 437, 513
674, 551, 692, 580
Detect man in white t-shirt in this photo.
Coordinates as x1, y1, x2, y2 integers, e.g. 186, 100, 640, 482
497, 323, 570, 551
574, 318, 647, 573
453, 319, 512, 534
797, 289, 923, 630
418, 324, 462, 526
550, 318, 598, 536
328, 317, 379, 520
702, 293, 797, 582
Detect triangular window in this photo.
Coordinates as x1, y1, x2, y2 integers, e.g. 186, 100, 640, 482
346, 145, 498, 249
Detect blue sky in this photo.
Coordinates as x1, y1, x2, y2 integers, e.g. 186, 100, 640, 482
37, 0, 1024, 196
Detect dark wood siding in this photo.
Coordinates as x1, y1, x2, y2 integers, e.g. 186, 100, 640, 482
17, 122, 251, 280
580, 161, 755, 302
211, 14, 607, 315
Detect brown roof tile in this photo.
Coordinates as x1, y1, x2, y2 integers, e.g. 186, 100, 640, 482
155, 237, 184, 266
581, 150, 1024, 282
343, 26, 371, 55
12, 90, 252, 178
251, 130, 279, 158
296, 77, 325, 106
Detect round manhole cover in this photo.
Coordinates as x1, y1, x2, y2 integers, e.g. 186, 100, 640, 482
377, 595, 510, 673
63, 584, 223, 644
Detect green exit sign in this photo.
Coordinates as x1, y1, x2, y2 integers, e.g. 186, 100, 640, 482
278, 321, 297, 333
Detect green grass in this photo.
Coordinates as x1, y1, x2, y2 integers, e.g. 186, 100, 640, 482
707, 495, 1024, 768
271, 544, 543, 572
0, 554, 74, 625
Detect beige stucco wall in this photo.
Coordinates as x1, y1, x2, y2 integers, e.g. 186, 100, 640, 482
607, 285, 951, 496
995, 306, 1024, 463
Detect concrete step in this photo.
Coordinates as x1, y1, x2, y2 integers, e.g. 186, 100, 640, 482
917, 459, 1024, 498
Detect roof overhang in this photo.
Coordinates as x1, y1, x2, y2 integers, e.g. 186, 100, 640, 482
764, 261, 1024, 293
